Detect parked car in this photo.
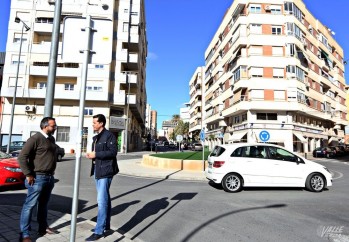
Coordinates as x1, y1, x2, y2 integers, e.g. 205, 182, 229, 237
206, 143, 332, 193
312, 147, 335, 158
328, 146, 344, 157
10, 145, 65, 162
0, 151, 25, 187
0, 141, 26, 153
191, 143, 203, 151
336, 145, 349, 155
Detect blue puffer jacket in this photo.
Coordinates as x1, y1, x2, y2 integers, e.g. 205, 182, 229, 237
90, 128, 119, 179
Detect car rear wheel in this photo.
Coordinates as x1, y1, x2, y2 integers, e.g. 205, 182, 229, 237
305, 173, 326, 192
222, 173, 243, 193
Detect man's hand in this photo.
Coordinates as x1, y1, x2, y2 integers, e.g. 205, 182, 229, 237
86, 152, 96, 159
26, 175, 35, 186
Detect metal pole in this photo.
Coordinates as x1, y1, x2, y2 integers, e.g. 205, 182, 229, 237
124, 78, 130, 154
44, 0, 62, 117
7, 23, 26, 154
70, 15, 92, 242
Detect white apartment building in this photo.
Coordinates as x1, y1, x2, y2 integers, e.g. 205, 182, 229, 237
180, 102, 190, 123
188, 66, 205, 140
0, 0, 147, 153
193, 0, 348, 153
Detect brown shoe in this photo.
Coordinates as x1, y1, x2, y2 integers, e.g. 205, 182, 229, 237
22, 236, 32, 242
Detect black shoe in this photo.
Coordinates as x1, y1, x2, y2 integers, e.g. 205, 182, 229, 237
85, 233, 104, 241
90, 228, 111, 233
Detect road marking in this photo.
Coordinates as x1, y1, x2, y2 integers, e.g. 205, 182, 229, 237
331, 170, 343, 180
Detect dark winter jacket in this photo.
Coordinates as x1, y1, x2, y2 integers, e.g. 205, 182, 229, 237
90, 128, 119, 179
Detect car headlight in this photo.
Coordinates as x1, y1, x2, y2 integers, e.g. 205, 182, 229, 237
4, 166, 22, 172
323, 166, 330, 173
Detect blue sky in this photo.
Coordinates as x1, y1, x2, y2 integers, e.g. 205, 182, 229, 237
1, 0, 348, 130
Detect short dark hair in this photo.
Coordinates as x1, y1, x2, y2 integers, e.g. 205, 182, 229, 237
93, 114, 106, 127
40, 117, 56, 129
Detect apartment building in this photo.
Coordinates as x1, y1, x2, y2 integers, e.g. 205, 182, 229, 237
198, 0, 347, 153
189, 66, 205, 140
145, 104, 157, 140
0, 0, 147, 152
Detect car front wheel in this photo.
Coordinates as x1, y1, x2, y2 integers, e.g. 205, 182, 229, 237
222, 173, 243, 193
305, 173, 326, 192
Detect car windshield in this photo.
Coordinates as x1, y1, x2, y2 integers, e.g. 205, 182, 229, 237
210, 146, 226, 157
0, 151, 13, 159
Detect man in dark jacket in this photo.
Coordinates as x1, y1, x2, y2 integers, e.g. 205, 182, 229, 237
18, 117, 59, 242
85, 114, 118, 241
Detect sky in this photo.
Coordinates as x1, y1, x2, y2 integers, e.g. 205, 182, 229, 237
1, 0, 349, 130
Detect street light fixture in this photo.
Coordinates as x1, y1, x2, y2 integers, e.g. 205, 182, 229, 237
6, 17, 30, 154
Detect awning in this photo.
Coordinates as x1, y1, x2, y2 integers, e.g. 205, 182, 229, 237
228, 131, 247, 142
293, 132, 307, 143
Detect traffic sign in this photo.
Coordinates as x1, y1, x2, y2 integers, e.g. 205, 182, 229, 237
200, 129, 205, 141
259, 130, 270, 142
176, 135, 183, 142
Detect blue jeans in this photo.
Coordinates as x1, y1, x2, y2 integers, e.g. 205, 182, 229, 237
94, 177, 113, 235
20, 175, 54, 237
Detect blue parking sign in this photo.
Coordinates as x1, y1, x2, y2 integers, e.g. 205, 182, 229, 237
200, 129, 205, 141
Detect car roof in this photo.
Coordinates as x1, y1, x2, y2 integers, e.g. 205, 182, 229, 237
215, 143, 286, 150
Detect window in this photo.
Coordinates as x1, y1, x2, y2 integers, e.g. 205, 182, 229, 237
286, 65, 305, 82
273, 68, 284, 78
249, 46, 263, 56
270, 5, 281, 14
234, 116, 240, 124
56, 126, 70, 142
64, 84, 74, 91
37, 82, 47, 89
84, 108, 93, 115
286, 43, 295, 56
274, 90, 285, 100
95, 64, 104, 69
250, 90, 264, 99
123, 22, 129, 32
8, 77, 23, 87
242, 113, 247, 122
249, 4, 261, 13
250, 24, 262, 34
86, 86, 103, 91
250, 67, 263, 77
272, 46, 283, 56
257, 113, 277, 120
13, 33, 28, 43
272, 26, 282, 35
11, 55, 25, 65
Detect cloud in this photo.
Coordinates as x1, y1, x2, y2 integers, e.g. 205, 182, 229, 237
147, 52, 158, 60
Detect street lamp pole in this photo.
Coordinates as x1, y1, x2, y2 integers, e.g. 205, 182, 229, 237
124, 74, 131, 154
7, 17, 30, 154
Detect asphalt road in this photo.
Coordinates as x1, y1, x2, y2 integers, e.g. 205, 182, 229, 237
1, 155, 349, 242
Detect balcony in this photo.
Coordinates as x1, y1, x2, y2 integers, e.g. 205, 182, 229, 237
129, 52, 138, 63
116, 72, 138, 85
29, 65, 80, 77
112, 90, 136, 105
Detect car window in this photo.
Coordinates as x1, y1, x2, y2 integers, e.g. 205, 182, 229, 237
210, 146, 226, 157
267, 146, 297, 162
231, 147, 244, 157
242, 146, 267, 159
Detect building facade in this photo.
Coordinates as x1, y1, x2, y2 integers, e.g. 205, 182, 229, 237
180, 102, 190, 123
188, 66, 205, 141
1, 0, 147, 152
196, 0, 347, 153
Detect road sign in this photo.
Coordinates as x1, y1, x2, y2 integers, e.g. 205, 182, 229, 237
200, 129, 205, 141
176, 135, 183, 142
259, 130, 270, 142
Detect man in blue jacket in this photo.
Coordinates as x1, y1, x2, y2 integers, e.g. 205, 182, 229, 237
85, 114, 119, 241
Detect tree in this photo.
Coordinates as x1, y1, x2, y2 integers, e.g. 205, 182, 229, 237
172, 120, 189, 140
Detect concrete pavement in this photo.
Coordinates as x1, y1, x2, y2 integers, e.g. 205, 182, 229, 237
0, 152, 206, 242
0, 151, 338, 241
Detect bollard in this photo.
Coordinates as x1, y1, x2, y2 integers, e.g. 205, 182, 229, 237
305, 153, 307, 159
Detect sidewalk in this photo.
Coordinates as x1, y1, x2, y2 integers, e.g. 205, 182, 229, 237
0, 153, 205, 242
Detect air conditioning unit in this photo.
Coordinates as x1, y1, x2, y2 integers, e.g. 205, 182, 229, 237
48, 0, 55, 4
25, 105, 35, 112
264, 5, 271, 10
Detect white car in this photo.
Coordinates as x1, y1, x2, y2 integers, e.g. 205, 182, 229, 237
205, 143, 332, 193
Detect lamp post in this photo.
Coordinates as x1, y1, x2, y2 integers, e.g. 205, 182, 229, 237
124, 72, 131, 154
6, 17, 30, 154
